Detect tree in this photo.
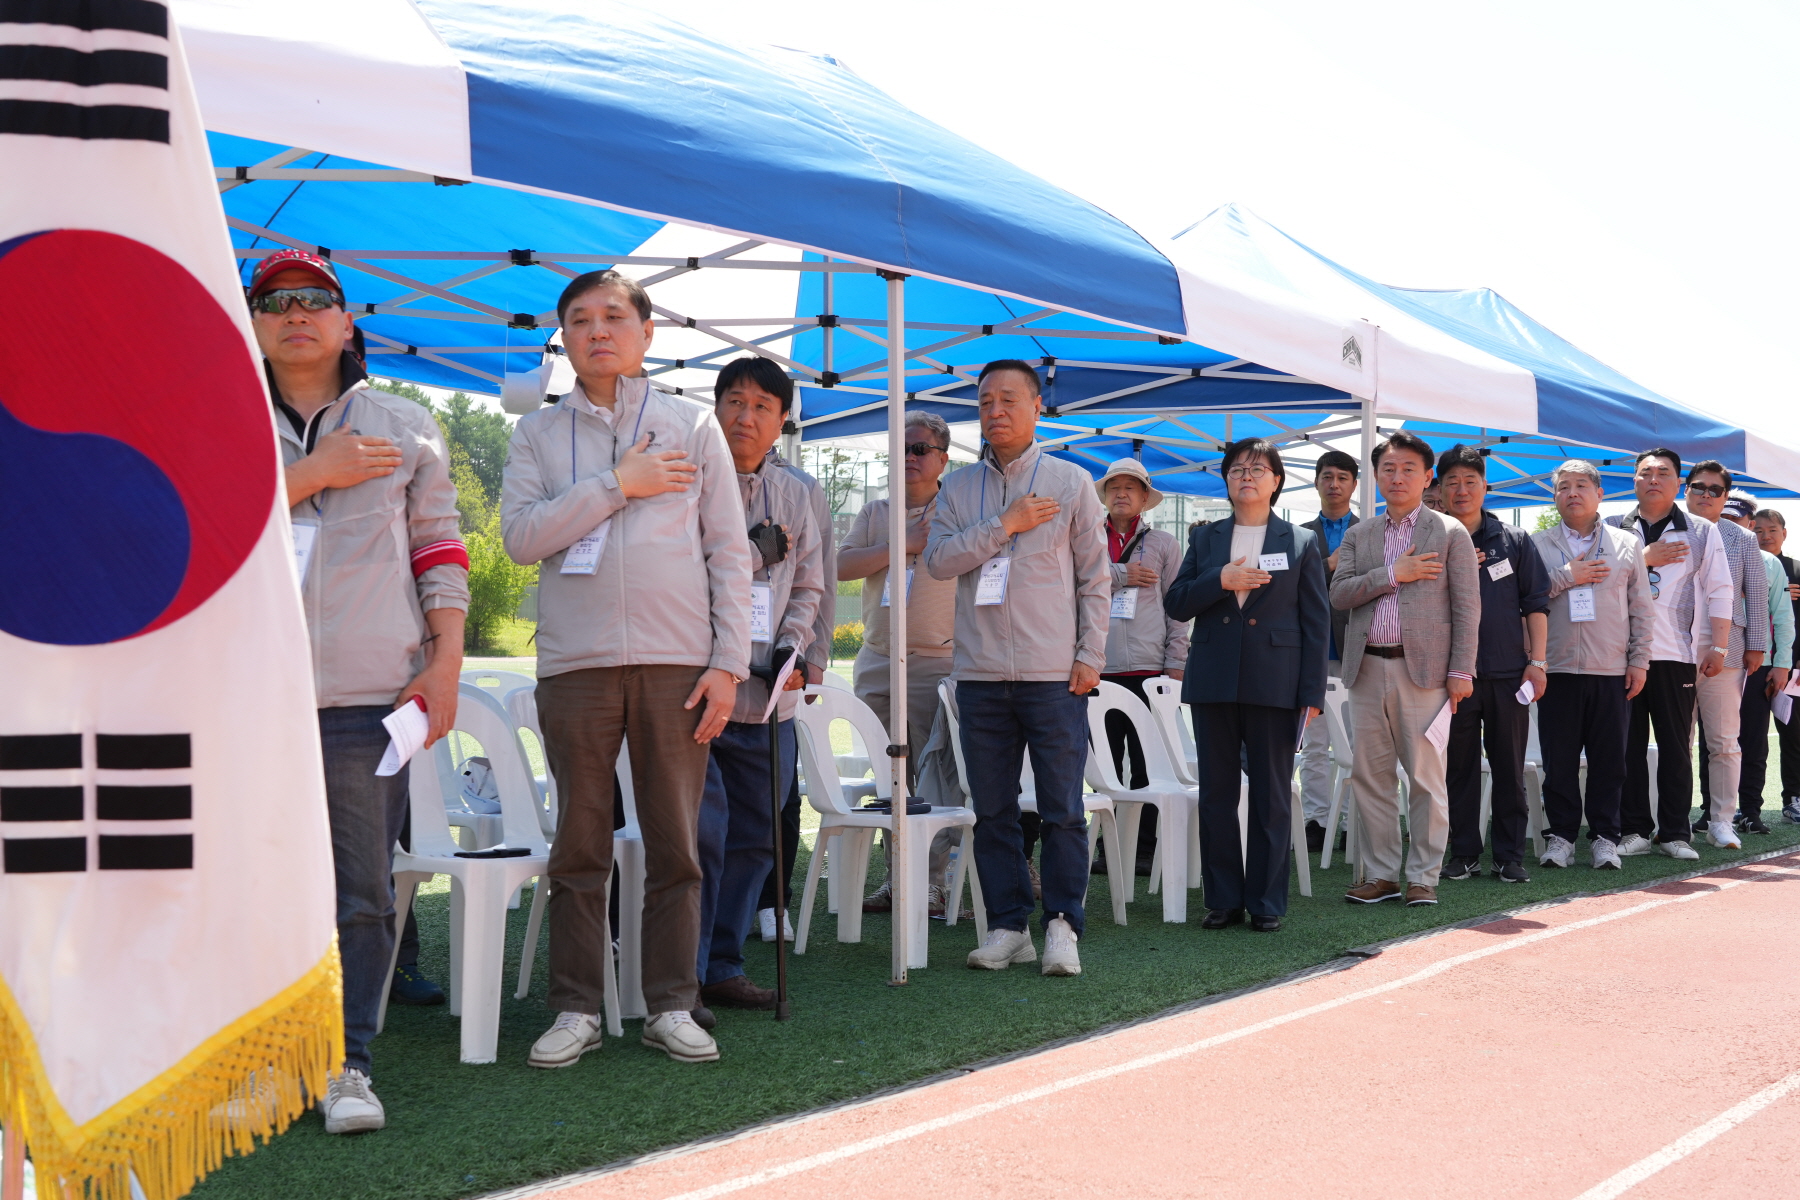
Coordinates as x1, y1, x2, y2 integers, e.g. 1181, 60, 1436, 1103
378, 379, 513, 503
1534, 508, 1561, 533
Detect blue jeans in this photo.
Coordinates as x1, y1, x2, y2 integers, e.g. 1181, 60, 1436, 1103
696, 719, 796, 986
318, 706, 410, 1076
955, 681, 1089, 936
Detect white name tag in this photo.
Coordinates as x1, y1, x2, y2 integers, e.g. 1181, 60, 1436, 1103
1259, 552, 1289, 572
291, 520, 318, 582
880, 568, 914, 608
750, 581, 774, 642
1487, 556, 1514, 581
1111, 587, 1139, 619
1569, 586, 1597, 622
560, 519, 611, 575
975, 558, 1010, 606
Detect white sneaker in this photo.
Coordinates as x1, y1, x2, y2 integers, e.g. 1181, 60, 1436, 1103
1591, 837, 1622, 870
1656, 839, 1701, 861
757, 907, 795, 942
1041, 918, 1081, 976
1617, 833, 1655, 856
1706, 821, 1742, 849
528, 1011, 603, 1069
1539, 834, 1574, 868
319, 1069, 385, 1134
966, 927, 1036, 970
642, 1010, 720, 1063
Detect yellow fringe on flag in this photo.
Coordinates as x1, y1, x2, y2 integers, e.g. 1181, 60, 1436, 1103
1, 942, 343, 1200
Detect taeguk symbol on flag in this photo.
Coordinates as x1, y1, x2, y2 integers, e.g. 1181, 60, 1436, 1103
0, 228, 274, 646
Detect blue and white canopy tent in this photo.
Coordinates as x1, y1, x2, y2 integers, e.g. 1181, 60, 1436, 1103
176, 0, 1795, 968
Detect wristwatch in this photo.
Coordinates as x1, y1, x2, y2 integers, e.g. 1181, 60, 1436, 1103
1528, 659, 1547, 669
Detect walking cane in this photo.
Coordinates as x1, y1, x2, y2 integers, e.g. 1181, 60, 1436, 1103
752, 646, 795, 1021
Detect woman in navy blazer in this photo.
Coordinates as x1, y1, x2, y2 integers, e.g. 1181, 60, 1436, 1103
1163, 438, 1330, 931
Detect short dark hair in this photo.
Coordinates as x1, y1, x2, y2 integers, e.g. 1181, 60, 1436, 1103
1686, 458, 1733, 488
977, 359, 1042, 396
1219, 437, 1286, 501
1314, 449, 1359, 481
1436, 443, 1486, 480
715, 355, 794, 413
1758, 508, 1786, 529
1634, 447, 1681, 475
555, 268, 652, 325
1372, 430, 1435, 473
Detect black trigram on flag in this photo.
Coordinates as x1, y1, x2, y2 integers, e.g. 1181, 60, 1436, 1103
0, 0, 173, 143
0, 732, 194, 871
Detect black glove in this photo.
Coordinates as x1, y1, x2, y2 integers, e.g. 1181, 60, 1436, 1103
749, 519, 789, 569
749, 644, 797, 686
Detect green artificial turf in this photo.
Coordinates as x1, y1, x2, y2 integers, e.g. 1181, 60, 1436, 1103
191, 791, 1800, 1200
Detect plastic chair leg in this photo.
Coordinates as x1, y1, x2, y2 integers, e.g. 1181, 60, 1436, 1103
945, 826, 968, 928
1321, 771, 1345, 870
1289, 786, 1312, 898
1147, 836, 1162, 894
963, 837, 989, 941
795, 827, 829, 954
448, 876, 465, 1017
824, 831, 841, 915
903, 818, 933, 969
1526, 768, 1547, 858
378, 872, 430, 1035
514, 877, 547, 1000
456, 870, 511, 1065
1095, 809, 1129, 926
837, 828, 876, 944
1111, 803, 1143, 906
1158, 800, 1190, 924
615, 840, 647, 1020
599, 907, 622, 1039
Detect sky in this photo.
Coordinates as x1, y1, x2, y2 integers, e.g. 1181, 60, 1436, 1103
666, 0, 1799, 448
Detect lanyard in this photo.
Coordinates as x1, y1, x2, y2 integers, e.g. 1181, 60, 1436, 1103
571, 392, 649, 487
979, 453, 1042, 553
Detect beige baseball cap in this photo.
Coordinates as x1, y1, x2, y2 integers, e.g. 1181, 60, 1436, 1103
1095, 458, 1164, 510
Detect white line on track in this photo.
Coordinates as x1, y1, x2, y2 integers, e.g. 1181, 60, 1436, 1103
647, 867, 1793, 1200
1570, 1066, 1800, 1200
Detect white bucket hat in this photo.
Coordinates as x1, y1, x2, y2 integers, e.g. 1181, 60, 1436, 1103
1095, 458, 1164, 510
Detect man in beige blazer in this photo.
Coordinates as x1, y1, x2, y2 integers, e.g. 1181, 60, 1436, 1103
1330, 431, 1481, 906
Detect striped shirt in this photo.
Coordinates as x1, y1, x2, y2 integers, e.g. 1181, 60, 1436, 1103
1367, 505, 1421, 645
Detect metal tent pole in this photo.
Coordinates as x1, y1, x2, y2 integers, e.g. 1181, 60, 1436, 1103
880, 269, 912, 984
1359, 396, 1377, 519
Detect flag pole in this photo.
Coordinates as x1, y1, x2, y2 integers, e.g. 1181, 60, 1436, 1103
3, 1120, 24, 1200
880, 269, 911, 985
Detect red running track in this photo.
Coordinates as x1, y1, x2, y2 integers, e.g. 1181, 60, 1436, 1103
503, 853, 1800, 1200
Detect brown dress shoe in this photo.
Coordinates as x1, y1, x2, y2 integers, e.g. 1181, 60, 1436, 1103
1405, 884, 1438, 906
700, 975, 776, 1010
1344, 879, 1403, 904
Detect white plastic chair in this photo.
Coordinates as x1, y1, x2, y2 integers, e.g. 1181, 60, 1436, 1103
382, 684, 578, 1064
1142, 676, 1199, 787
937, 679, 1128, 927
1084, 682, 1196, 921
793, 686, 980, 968
1318, 677, 1362, 872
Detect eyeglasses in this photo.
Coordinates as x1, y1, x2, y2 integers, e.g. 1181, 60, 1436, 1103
1647, 567, 1661, 600
249, 287, 343, 315
1686, 482, 1726, 498
1226, 464, 1273, 481
904, 442, 946, 458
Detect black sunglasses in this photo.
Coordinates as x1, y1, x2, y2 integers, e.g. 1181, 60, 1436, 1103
249, 286, 344, 315
1686, 482, 1726, 498
904, 442, 947, 458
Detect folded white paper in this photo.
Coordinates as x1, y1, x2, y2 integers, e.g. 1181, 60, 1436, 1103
1425, 700, 1453, 755
1776, 692, 1794, 726
1516, 681, 1536, 705
376, 697, 430, 776
760, 653, 799, 723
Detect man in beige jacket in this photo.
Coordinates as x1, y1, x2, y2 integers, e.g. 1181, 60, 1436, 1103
501, 270, 753, 1069
1329, 431, 1480, 907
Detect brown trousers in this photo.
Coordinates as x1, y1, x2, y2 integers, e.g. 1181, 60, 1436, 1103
537, 664, 709, 1016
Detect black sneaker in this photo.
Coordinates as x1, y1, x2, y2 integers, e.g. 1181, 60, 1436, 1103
1442, 856, 1481, 881
1305, 820, 1326, 854
390, 963, 445, 1006
1741, 813, 1771, 835
1494, 861, 1530, 884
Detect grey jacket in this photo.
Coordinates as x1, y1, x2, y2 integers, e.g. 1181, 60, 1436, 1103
924, 442, 1110, 681
773, 453, 837, 679
1330, 508, 1480, 690
729, 458, 825, 724
278, 376, 469, 708
1532, 520, 1655, 674
500, 377, 754, 680
1103, 524, 1190, 674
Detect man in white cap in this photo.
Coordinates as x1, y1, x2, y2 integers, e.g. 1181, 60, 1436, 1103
1096, 458, 1188, 874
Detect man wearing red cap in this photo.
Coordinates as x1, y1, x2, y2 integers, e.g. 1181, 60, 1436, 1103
248, 250, 469, 1134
